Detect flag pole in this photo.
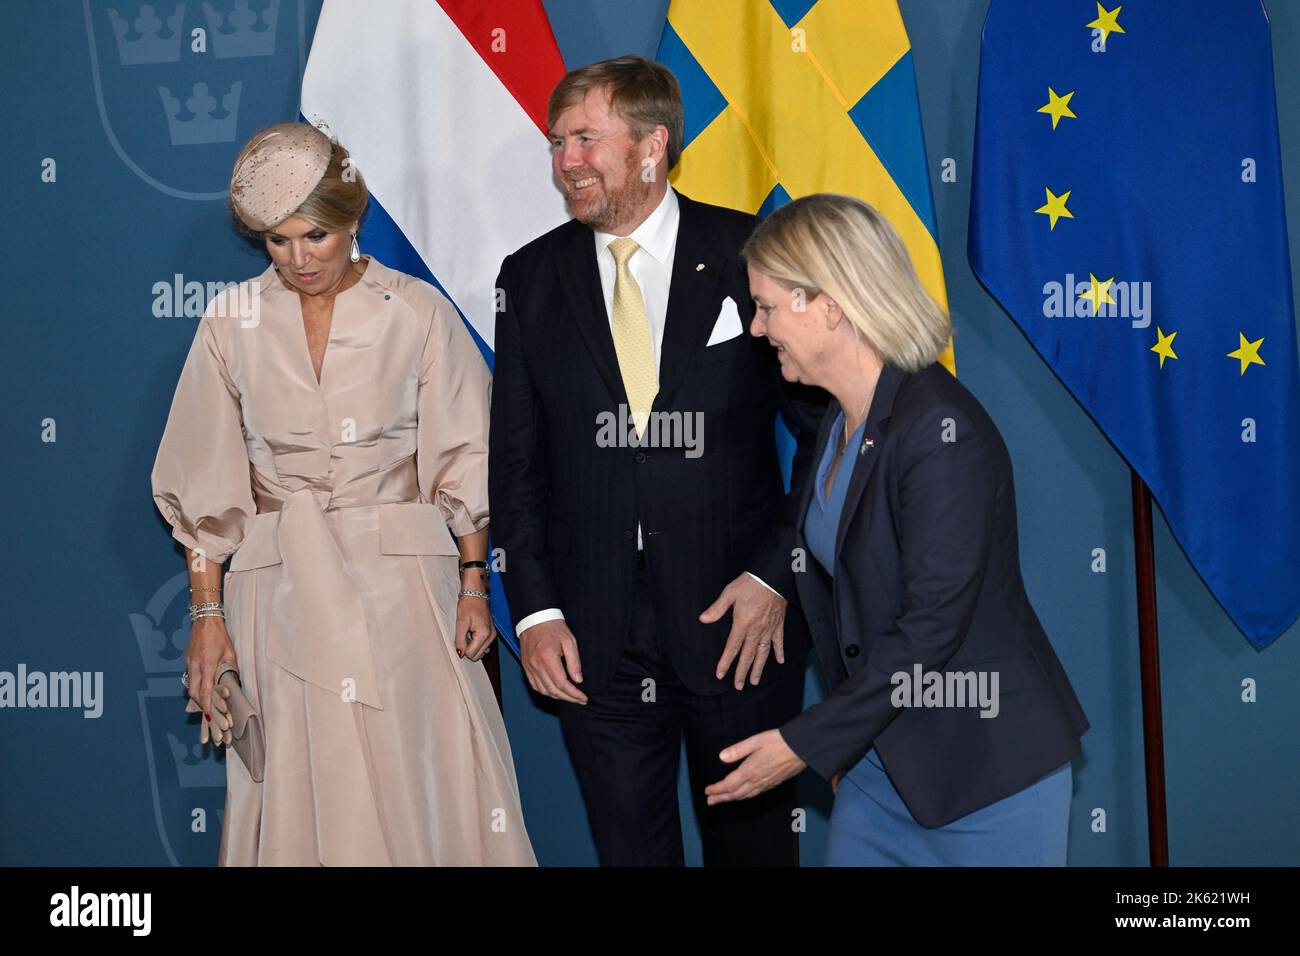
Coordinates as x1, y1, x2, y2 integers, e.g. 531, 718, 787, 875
1130, 470, 1170, 866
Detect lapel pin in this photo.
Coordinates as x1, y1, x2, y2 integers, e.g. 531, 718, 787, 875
860, 436, 874, 456
695, 262, 705, 271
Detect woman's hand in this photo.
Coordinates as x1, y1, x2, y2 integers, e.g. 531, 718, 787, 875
185, 617, 237, 746
455, 594, 496, 662
705, 728, 806, 805
185, 687, 234, 747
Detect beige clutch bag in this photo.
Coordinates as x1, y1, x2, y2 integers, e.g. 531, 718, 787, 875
218, 664, 265, 782
187, 664, 266, 782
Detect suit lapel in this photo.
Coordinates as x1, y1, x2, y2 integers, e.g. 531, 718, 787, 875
556, 222, 628, 407
654, 192, 730, 412
834, 363, 908, 557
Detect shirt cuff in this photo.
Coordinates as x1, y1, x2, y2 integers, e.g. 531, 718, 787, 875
515, 607, 565, 637
746, 571, 781, 597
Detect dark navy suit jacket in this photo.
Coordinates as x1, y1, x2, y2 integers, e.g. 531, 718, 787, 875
779, 362, 1088, 827
489, 191, 823, 697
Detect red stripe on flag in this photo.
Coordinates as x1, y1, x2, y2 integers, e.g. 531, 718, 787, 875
437, 0, 566, 134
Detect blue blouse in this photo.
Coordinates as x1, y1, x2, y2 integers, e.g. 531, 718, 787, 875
803, 409, 866, 578
802, 409, 882, 773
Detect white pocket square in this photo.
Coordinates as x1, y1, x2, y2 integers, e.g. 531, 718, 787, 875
706, 296, 744, 346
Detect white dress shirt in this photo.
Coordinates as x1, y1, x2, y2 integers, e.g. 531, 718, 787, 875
515, 189, 776, 637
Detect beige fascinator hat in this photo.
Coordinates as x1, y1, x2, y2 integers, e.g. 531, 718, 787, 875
229, 122, 333, 232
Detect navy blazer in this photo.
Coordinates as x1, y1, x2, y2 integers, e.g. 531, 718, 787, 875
779, 363, 1088, 827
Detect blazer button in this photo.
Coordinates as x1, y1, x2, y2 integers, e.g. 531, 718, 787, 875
623, 529, 635, 540
634, 451, 648, 463
844, 644, 860, 658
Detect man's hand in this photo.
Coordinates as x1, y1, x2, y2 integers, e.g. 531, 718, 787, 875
701, 573, 787, 689
520, 619, 587, 704
705, 729, 806, 805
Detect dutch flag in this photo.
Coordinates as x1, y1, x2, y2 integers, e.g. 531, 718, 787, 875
300, 0, 570, 651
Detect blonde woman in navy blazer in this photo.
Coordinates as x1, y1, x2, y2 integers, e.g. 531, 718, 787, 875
704, 194, 1089, 865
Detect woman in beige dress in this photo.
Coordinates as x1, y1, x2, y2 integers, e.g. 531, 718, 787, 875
151, 122, 536, 866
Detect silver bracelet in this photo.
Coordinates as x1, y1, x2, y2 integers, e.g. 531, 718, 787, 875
457, 588, 489, 600
189, 601, 225, 621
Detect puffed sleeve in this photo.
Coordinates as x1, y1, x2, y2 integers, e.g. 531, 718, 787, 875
416, 288, 492, 536
150, 310, 255, 566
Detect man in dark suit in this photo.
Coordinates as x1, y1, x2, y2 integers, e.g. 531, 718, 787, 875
488, 56, 821, 866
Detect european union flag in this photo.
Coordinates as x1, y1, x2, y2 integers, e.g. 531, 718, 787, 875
969, 0, 1300, 648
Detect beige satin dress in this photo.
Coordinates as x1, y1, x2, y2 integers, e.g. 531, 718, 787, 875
151, 256, 536, 866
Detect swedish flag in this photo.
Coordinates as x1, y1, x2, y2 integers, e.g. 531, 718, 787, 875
656, 0, 954, 374
969, 0, 1300, 647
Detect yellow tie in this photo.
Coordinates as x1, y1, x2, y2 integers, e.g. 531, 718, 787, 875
607, 237, 658, 437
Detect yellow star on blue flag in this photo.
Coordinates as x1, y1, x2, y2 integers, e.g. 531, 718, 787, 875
970, 0, 1300, 647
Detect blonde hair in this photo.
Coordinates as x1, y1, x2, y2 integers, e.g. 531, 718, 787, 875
231, 135, 369, 239
547, 55, 684, 168
742, 194, 949, 372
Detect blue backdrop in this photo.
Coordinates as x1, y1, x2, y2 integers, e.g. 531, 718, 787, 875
2, 0, 1297, 866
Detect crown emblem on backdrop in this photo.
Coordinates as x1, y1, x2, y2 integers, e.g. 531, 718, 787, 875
93, 0, 300, 199
108, 3, 186, 65
132, 574, 228, 792
203, 0, 280, 59
159, 81, 243, 144
168, 733, 228, 788
129, 574, 190, 675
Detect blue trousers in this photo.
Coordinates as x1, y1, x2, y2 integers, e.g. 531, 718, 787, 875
825, 749, 1073, 866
